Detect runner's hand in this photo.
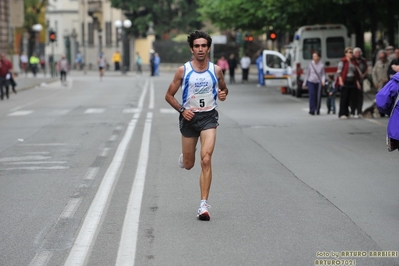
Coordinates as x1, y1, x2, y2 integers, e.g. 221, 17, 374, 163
218, 89, 227, 101
183, 109, 195, 121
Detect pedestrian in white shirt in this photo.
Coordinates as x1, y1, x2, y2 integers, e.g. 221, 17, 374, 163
240, 54, 251, 83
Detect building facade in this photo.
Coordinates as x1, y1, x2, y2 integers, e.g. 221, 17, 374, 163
45, 0, 137, 70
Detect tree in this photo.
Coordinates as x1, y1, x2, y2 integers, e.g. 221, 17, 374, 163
110, 0, 203, 38
197, 0, 399, 56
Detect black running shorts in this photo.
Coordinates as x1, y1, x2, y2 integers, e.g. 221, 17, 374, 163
179, 109, 219, 138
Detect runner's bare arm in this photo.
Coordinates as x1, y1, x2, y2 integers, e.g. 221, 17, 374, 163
165, 66, 185, 111
215, 65, 228, 101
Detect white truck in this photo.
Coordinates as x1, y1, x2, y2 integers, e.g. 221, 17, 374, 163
263, 24, 350, 97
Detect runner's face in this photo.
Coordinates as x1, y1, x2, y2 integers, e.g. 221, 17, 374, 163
191, 38, 209, 61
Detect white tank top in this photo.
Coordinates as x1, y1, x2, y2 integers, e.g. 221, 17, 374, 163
181, 61, 218, 112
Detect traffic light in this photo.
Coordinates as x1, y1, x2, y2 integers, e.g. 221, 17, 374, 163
244, 34, 254, 42
268, 30, 277, 41
49, 30, 57, 43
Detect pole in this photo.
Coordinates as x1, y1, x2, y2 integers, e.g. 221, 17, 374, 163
51, 42, 55, 77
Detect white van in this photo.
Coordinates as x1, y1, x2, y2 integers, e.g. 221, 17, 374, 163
263, 24, 350, 97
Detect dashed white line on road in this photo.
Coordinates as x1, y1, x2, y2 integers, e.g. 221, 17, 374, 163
84, 167, 99, 180
84, 108, 105, 114
99, 147, 110, 157
8, 110, 34, 116
109, 135, 118, 142
59, 198, 83, 219
0, 166, 69, 170
28, 250, 52, 266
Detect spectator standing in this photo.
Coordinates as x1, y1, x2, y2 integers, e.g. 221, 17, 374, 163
20, 52, 28, 76
337, 47, 361, 119
385, 46, 395, 62
256, 52, 264, 87
136, 52, 142, 74
387, 48, 399, 79
57, 55, 69, 85
98, 53, 107, 81
150, 50, 155, 76
29, 53, 40, 77
352, 47, 368, 118
227, 53, 237, 84
39, 55, 46, 75
372, 51, 390, 117
0, 53, 14, 100
240, 54, 251, 83
75, 51, 83, 70
154, 53, 161, 76
217, 55, 229, 76
302, 51, 325, 115
112, 50, 121, 71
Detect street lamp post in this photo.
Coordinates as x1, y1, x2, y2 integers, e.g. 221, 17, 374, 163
32, 24, 43, 56
114, 19, 132, 74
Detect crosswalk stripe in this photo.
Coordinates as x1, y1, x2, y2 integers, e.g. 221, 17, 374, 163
8, 110, 33, 116
84, 108, 105, 114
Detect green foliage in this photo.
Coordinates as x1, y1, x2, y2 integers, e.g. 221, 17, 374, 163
23, 0, 48, 32
110, 0, 203, 38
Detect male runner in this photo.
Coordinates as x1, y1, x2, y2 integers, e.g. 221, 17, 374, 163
165, 30, 228, 221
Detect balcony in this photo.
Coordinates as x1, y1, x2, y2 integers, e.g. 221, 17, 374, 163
87, 0, 102, 16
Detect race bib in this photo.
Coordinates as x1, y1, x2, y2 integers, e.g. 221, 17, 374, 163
189, 92, 214, 111
5, 73, 10, 80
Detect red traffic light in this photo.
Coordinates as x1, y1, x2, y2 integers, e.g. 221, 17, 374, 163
49, 31, 56, 42
244, 34, 254, 42
269, 31, 277, 41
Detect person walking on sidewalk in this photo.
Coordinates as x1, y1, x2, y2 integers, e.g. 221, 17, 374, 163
165, 30, 228, 221
303, 51, 325, 115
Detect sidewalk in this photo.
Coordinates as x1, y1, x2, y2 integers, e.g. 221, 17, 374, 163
14, 73, 58, 92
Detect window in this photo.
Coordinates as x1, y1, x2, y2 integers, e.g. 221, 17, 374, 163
105, 22, 112, 47
88, 22, 94, 46
266, 54, 284, 69
303, 38, 321, 59
326, 37, 345, 58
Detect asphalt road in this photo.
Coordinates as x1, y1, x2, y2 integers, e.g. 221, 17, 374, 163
0, 70, 398, 266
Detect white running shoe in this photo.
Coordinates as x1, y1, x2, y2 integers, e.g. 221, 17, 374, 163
178, 154, 184, 168
197, 202, 211, 221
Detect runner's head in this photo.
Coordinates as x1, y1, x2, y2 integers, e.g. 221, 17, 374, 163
187, 30, 212, 49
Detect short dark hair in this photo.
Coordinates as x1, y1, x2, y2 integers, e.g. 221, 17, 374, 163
313, 51, 321, 58
187, 30, 212, 48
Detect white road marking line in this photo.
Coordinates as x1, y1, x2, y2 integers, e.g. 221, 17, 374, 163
99, 147, 110, 157
160, 108, 176, 114
63, 82, 148, 266
84, 167, 99, 180
149, 80, 154, 109
0, 166, 69, 170
8, 110, 34, 116
0, 155, 51, 162
9, 90, 65, 112
138, 80, 149, 109
3, 161, 67, 165
59, 198, 83, 219
123, 108, 140, 113
84, 108, 105, 114
116, 112, 152, 266
109, 135, 118, 142
25, 152, 50, 155
28, 250, 52, 266
19, 143, 78, 146
115, 125, 124, 131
